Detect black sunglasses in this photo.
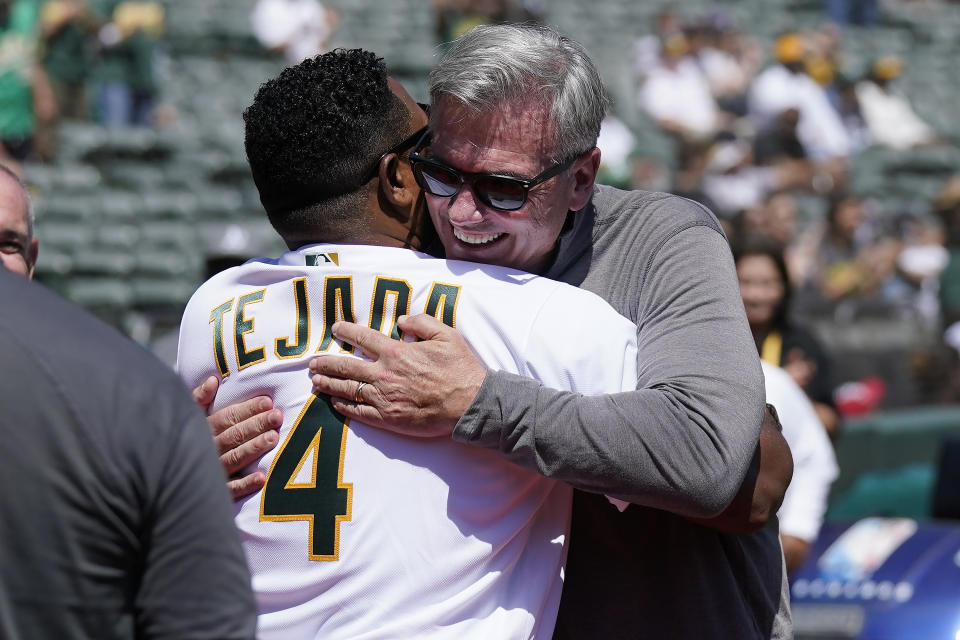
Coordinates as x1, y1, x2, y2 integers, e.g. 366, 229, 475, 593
361, 103, 430, 184
409, 129, 578, 212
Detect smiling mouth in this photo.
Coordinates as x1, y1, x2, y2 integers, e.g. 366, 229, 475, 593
451, 227, 505, 246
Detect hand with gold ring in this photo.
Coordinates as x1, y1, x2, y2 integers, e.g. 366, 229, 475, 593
309, 314, 487, 438
354, 381, 369, 404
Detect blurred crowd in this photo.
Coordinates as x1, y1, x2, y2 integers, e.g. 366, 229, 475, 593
0, 0, 166, 165
593, 5, 960, 418
0, 0, 349, 163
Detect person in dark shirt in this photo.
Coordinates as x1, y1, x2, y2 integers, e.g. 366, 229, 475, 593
0, 268, 256, 640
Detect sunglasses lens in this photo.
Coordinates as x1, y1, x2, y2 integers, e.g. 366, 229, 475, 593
416, 163, 462, 198
476, 177, 526, 211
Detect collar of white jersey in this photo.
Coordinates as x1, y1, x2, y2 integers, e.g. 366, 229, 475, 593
279, 244, 434, 268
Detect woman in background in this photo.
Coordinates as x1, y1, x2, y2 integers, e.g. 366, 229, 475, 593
734, 235, 841, 438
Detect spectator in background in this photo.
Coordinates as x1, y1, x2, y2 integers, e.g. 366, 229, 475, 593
936, 177, 960, 328
0, 163, 36, 278
806, 193, 903, 307
830, 74, 870, 153
432, 0, 509, 44
701, 137, 776, 218
696, 19, 762, 117
0, 268, 258, 640
752, 106, 807, 166
632, 5, 682, 79
937, 178, 960, 402
764, 190, 802, 252
91, 0, 164, 127
702, 137, 822, 223
250, 0, 340, 65
762, 360, 838, 573
40, 0, 93, 120
734, 190, 825, 292
826, 0, 879, 26
894, 213, 948, 324
638, 31, 721, 143
856, 55, 940, 151
0, 0, 56, 162
749, 32, 852, 162
805, 24, 870, 155
36, 0, 94, 158
735, 236, 841, 438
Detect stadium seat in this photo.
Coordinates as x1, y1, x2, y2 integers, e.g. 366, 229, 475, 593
71, 250, 137, 276
827, 464, 935, 520
135, 249, 201, 277
64, 278, 135, 310
132, 278, 201, 308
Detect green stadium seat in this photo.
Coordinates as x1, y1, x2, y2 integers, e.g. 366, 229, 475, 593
35, 195, 98, 223
36, 221, 96, 250
97, 224, 140, 248
135, 249, 201, 277
99, 193, 142, 221
104, 164, 166, 191
64, 278, 135, 310
32, 250, 72, 277
141, 191, 199, 220
827, 464, 935, 521
138, 220, 196, 248
132, 278, 201, 308
71, 250, 137, 276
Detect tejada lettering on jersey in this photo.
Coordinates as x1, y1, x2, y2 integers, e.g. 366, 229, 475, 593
306, 252, 339, 266
209, 276, 461, 377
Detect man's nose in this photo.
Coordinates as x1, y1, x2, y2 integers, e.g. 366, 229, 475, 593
446, 187, 484, 225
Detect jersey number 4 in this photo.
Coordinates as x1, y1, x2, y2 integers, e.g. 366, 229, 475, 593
260, 394, 353, 561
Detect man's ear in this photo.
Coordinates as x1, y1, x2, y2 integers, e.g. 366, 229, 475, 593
568, 147, 601, 211
377, 153, 417, 211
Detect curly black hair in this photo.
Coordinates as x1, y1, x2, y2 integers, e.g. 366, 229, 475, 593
244, 49, 411, 245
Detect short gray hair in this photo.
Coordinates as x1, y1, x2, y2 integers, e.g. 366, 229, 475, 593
429, 23, 609, 162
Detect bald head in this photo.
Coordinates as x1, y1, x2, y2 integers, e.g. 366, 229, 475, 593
0, 165, 37, 278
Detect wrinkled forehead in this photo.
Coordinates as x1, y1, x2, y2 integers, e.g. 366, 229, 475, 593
429, 94, 558, 162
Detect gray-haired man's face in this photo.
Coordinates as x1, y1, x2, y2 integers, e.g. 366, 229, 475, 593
423, 96, 593, 276
0, 174, 37, 279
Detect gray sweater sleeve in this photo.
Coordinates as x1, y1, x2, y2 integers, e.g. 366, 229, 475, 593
453, 225, 766, 518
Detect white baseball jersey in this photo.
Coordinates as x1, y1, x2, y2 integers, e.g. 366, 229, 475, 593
177, 243, 638, 640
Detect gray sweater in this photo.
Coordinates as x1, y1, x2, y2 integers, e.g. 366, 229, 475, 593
454, 185, 791, 638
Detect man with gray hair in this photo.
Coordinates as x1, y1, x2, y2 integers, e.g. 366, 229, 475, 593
303, 23, 792, 639
0, 164, 37, 278
211, 23, 792, 638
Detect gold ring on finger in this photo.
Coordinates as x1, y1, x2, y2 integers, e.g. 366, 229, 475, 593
354, 381, 369, 404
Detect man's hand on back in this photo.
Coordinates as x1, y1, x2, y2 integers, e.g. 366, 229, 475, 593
192, 375, 283, 500
308, 314, 488, 438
